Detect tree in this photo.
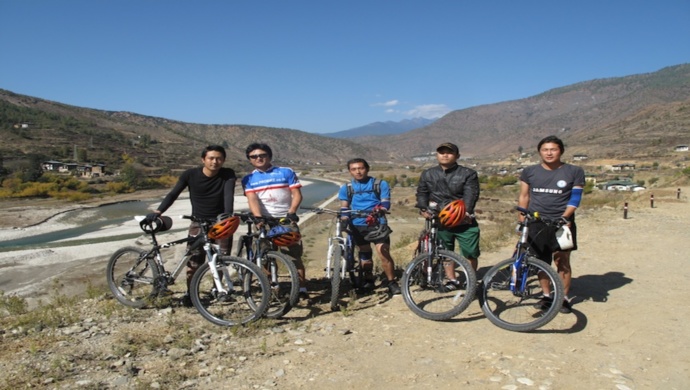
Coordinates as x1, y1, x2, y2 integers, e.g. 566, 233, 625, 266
0, 150, 6, 178
18, 153, 45, 182
77, 148, 88, 162
119, 163, 144, 189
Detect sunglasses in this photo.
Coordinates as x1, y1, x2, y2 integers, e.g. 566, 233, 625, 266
248, 153, 269, 160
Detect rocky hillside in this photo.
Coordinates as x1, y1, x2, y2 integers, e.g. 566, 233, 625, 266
0, 90, 387, 174
358, 63, 690, 158
2, 63, 689, 173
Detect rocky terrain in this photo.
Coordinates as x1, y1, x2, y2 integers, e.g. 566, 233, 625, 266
1, 185, 689, 389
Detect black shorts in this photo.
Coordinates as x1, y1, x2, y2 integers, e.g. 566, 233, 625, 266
350, 225, 391, 246
527, 218, 578, 264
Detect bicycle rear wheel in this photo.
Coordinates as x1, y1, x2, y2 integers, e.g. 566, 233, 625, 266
401, 250, 477, 321
190, 256, 270, 327
329, 242, 343, 311
106, 247, 158, 308
260, 251, 300, 318
480, 257, 564, 332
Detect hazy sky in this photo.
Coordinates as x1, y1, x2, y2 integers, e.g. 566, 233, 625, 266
1, 1, 689, 134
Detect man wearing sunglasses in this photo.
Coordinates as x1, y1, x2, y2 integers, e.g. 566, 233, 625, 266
241, 143, 308, 300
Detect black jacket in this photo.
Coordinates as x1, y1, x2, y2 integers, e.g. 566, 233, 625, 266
415, 163, 480, 214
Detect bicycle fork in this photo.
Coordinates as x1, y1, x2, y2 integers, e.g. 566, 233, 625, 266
326, 237, 347, 279
510, 252, 530, 297
205, 243, 233, 295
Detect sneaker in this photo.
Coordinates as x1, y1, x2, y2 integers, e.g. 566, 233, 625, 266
299, 290, 310, 301
388, 281, 401, 295
534, 295, 553, 311
560, 299, 573, 314
180, 293, 193, 308
441, 280, 462, 293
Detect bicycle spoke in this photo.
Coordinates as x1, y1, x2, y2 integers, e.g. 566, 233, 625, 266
480, 258, 564, 332
402, 250, 477, 321
191, 256, 270, 326
106, 247, 158, 308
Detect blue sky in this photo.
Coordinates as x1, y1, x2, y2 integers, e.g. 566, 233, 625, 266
1, 1, 689, 134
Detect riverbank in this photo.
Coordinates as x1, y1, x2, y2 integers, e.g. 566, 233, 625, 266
0, 177, 340, 306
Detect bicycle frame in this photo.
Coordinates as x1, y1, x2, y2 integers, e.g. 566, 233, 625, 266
416, 214, 444, 286
145, 216, 232, 295
235, 214, 280, 284
478, 206, 566, 331
511, 206, 559, 296
510, 223, 532, 295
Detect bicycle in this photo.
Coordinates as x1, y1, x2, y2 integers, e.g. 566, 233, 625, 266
478, 206, 565, 332
400, 206, 477, 321
106, 215, 271, 327
301, 207, 382, 311
233, 211, 300, 319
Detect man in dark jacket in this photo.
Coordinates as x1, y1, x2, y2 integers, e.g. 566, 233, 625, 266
416, 142, 480, 289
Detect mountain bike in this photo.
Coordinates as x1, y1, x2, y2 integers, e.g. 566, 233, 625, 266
401, 207, 477, 321
106, 215, 270, 326
301, 207, 380, 311
478, 206, 565, 332
233, 211, 300, 319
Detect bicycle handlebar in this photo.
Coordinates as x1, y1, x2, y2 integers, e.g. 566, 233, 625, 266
514, 207, 567, 226
300, 207, 386, 217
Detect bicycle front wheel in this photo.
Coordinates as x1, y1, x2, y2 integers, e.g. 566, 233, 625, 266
106, 247, 158, 308
480, 257, 564, 332
260, 251, 300, 319
329, 242, 343, 311
401, 250, 477, 321
190, 256, 270, 327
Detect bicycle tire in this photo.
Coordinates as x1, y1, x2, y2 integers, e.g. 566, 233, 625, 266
259, 251, 300, 318
401, 250, 477, 321
189, 256, 270, 327
329, 242, 343, 311
106, 246, 158, 308
479, 257, 564, 332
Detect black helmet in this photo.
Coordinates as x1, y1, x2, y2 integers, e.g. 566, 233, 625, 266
364, 224, 393, 241
139, 216, 173, 234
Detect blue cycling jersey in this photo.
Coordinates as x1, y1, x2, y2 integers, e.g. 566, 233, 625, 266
338, 177, 391, 226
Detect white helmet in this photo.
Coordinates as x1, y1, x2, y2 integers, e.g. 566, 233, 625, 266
555, 225, 574, 250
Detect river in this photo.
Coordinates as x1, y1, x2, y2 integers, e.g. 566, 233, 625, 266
0, 178, 340, 252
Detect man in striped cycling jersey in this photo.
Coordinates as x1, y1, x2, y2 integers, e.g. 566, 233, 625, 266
241, 143, 308, 300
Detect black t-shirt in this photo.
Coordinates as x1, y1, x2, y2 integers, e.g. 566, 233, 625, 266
156, 167, 236, 219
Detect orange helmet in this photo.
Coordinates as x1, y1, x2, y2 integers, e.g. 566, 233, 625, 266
208, 214, 240, 240
267, 224, 302, 246
438, 199, 466, 228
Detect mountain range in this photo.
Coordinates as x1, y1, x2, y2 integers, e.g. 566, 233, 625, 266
354, 63, 690, 159
325, 118, 436, 139
1, 63, 689, 174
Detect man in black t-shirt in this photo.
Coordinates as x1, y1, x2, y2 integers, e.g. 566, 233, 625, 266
146, 145, 237, 306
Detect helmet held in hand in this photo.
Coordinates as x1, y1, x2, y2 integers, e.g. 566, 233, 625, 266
438, 199, 466, 228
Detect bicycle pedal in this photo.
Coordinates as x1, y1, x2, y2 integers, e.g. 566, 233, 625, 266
216, 292, 234, 302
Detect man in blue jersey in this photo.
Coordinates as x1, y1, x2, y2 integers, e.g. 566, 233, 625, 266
518, 135, 585, 314
339, 158, 401, 295
146, 145, 236, 306
241, 143, 308, 299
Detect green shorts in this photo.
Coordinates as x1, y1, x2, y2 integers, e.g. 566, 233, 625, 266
437, 221, 480, 260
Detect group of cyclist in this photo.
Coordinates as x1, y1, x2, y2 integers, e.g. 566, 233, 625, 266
145, 135, 584, 314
